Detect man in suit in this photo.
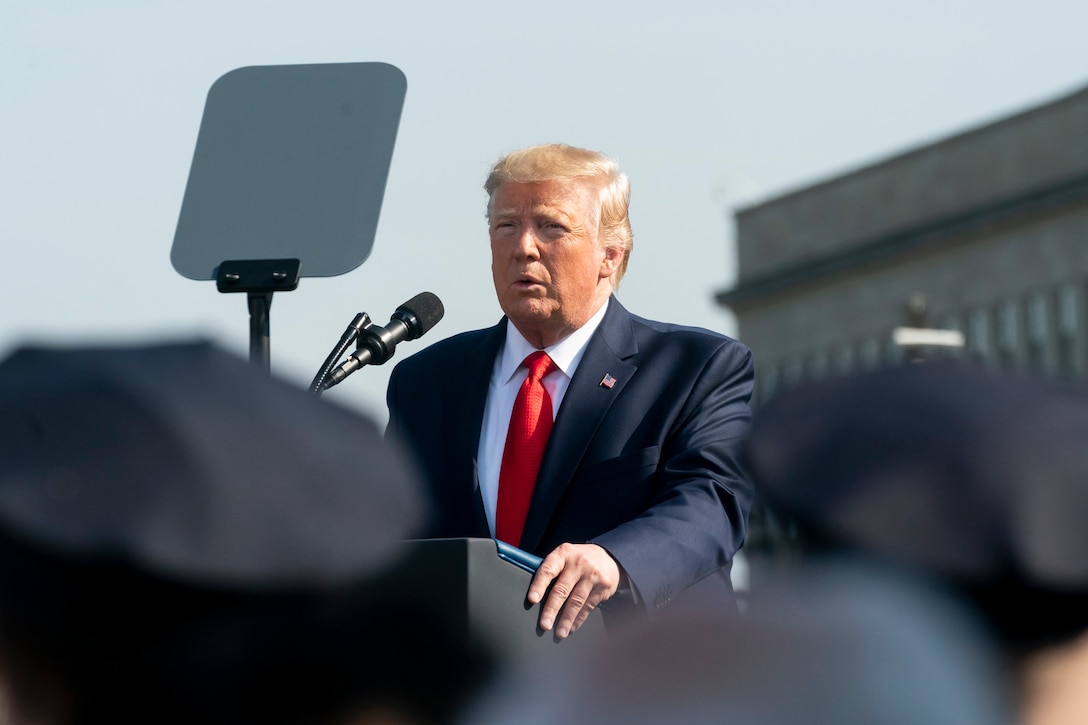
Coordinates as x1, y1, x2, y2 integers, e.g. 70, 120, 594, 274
386, 143, 754, 639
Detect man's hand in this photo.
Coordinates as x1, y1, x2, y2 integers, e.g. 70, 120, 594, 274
527, 543, 621, 638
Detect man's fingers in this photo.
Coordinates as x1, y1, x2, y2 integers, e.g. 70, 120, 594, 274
538, 577, 577, 631
552, 585, 594, 639
527, 552, 565, 604
570, 599, 598, 632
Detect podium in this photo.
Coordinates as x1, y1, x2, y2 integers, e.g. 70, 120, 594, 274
368, 538, 607, 660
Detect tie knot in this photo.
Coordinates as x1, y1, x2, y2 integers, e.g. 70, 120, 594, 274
523, 351, 555, 383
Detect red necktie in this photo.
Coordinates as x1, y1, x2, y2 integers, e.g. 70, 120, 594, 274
496, 351, 557, 546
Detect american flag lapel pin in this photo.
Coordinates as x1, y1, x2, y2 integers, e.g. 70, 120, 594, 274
599, 373, 617, 389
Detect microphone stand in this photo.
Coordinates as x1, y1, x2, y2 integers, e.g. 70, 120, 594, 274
309, 312, 373, 396
216, 259, 302, 372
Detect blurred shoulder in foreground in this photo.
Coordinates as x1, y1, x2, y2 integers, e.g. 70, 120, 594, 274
0, 340, 490, 725
744, 359, 1088, 723
458, 559, 1013, 725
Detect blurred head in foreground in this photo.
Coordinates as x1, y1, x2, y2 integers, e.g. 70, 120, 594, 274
0, 340, 486, 725
743, 360, 1088, 723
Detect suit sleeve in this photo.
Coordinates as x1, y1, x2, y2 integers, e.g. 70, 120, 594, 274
384, 362, 406, 443
590, 340, 755, 615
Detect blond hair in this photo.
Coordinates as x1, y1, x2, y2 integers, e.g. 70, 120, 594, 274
485, 144, 633, 286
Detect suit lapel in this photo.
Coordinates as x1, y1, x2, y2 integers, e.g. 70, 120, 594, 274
450, 321, 506, 538
519, 298, 638, 552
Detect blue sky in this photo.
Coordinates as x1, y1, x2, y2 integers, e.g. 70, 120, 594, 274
3, 0, 1086, 421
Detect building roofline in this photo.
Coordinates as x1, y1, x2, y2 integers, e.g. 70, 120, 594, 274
716, 170, 1088, 309
733, 83, 1088, 218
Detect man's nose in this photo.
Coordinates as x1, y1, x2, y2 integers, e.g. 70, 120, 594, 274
514, 228, 541, 258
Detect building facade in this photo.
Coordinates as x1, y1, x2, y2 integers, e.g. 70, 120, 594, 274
716, 84, 1088, 558
717, 84, 1088, 409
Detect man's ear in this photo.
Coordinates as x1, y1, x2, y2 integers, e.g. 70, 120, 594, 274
599, 245, 622, 280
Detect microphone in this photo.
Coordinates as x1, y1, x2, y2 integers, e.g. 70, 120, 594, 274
323, 292, 444, 389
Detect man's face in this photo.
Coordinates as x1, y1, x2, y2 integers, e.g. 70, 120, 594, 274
489, 179, 620, 348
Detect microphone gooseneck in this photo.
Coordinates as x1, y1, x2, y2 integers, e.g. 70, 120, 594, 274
322, 292, 444, 390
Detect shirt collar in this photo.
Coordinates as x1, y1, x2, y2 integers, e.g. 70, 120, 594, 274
499, 297, 610, 385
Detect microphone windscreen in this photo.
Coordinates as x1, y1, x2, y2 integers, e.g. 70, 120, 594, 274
400, 292, 444, 335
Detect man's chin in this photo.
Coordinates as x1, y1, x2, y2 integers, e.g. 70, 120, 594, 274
501, 295, 551, 318
502, 301, 559, 332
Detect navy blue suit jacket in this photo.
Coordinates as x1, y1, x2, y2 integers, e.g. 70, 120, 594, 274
386, 297, 754, 616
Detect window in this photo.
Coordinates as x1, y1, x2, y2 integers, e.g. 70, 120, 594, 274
1056, 284, 1081, 377
832, 343, 855, 376
858, 337, 881, 370
996, 299, 1019, 368
1026, 293, 1049, 373
756, 365, 779, 407
781, 358, 803, 388
967, 308, 991, 360
806, 351, 829, 381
